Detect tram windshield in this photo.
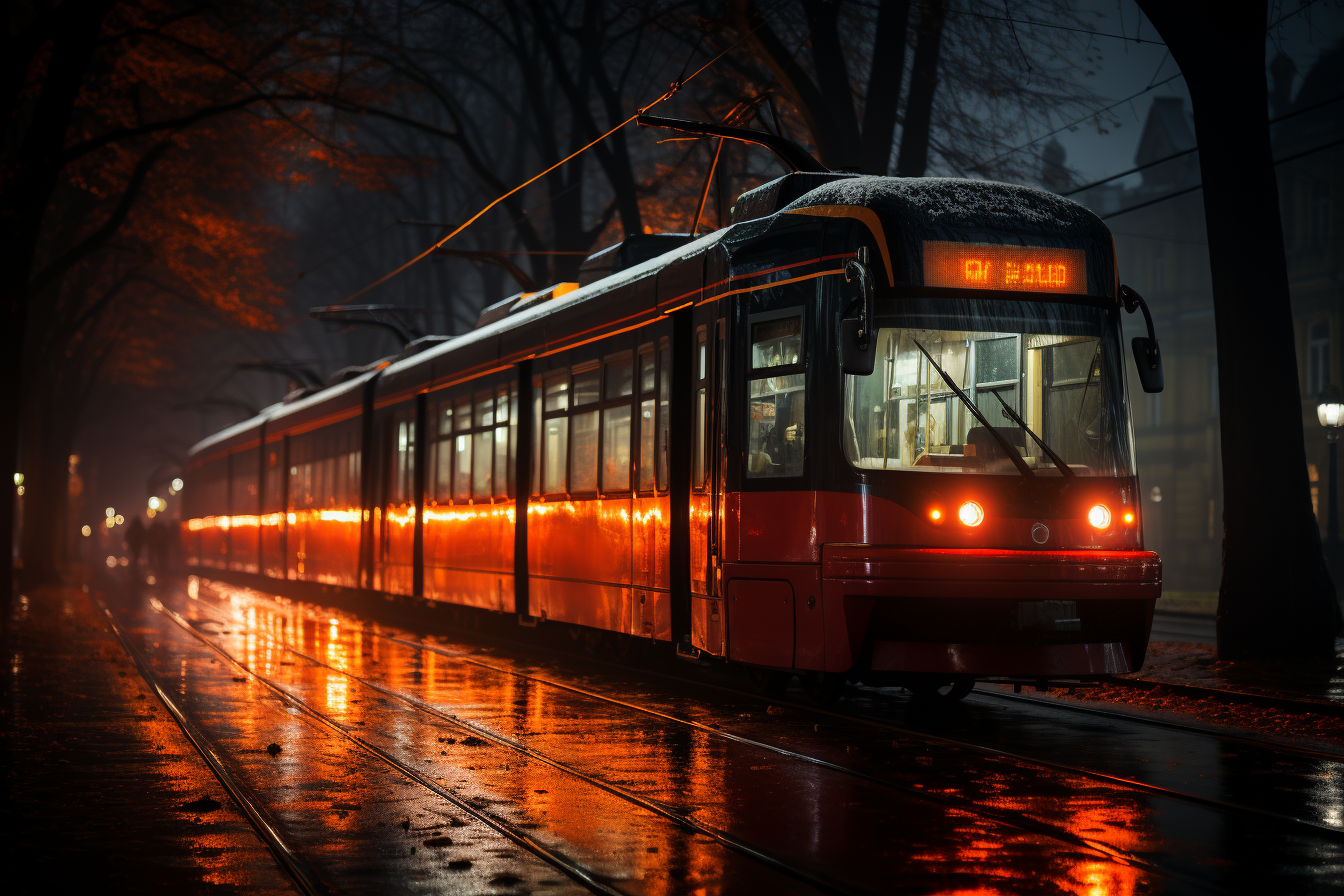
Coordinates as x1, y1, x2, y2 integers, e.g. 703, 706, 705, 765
843, 297, 1133, 477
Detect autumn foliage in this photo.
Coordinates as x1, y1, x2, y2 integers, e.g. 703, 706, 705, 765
4, 0, 405, 584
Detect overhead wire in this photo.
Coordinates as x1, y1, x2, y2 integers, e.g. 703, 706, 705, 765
945, 6, 1166, 46
335, 9, 783, 306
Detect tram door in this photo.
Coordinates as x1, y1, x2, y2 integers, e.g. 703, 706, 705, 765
689, 302, 728, 655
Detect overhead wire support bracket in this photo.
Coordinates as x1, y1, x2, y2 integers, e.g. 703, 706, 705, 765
635, 115, 829, 173
309, 304, 427, 345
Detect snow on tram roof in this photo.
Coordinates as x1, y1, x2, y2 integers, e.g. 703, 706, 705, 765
784, 175, 1105, 232
187, 413, 267, 457
190, 175, 1104, 460
378, 228, 727, 380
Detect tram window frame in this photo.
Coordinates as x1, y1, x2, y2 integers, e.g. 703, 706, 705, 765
693, 326, 709, 492
533, 340, 667, 502
599, 350, 635, 494
429, 380, 519, 506
744, 304, 807, 480
637, 343, 657, 493
540, 369, 571, 498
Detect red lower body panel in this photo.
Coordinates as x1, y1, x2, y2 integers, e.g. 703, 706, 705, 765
815, 544, 1160, 676
871, 641, 1133, 676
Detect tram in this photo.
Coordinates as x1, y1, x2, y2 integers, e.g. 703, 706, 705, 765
183, 164, 1164, 700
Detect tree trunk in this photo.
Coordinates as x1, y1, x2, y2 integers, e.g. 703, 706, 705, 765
734, 0, 861, 170
1, 0, 114, 619
1137, 1, 1341, 658
16, 398, 69, 585
859, 0, 910, 175
800, 0, 861, 169
894, 0, 947, 177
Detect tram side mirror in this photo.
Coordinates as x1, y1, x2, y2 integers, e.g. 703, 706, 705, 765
840, 246, 877, 376
1120, 284, 1164, 393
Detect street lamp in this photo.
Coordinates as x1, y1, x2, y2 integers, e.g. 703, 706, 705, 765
1318, 384, 1344, 547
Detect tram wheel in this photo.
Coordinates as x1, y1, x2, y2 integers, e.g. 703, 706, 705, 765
746, 668, 786, 697
910, 679, 974, 704
801, 671, 847, 707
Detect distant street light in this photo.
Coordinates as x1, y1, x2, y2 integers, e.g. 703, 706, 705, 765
1318, 385, 1344, 548
171, 477, 184, 492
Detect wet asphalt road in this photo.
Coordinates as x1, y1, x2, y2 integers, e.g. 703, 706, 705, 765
92, 573, 1344, 894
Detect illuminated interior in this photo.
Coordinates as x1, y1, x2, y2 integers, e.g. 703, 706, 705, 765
843, 297, 1133, 477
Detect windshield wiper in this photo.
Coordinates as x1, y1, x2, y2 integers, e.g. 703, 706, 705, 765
911, 338, 1033, 478
985, 389, 1077, 481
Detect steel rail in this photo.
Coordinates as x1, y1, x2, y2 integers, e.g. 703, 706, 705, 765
144, 598, 627, 896
968, 686, 1344, 762
172, 593, 1232, 892
1100, 675, 1344, 720
167, 599, 870, 896
93, 596, 329, 896
386, 632, 1344, 843
189, 580, 1344, 847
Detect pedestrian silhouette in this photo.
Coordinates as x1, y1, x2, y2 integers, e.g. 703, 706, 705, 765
126, 516, 146, 567
147, 519, 169, 570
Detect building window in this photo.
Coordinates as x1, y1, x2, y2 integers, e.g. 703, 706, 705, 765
1309, 320, 1330, 396
1310, 182, 1331, 242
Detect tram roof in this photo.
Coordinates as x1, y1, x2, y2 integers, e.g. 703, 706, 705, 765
186, 176, 1111, 460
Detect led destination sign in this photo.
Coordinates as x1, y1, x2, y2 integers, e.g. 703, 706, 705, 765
923, 242, 1086, 293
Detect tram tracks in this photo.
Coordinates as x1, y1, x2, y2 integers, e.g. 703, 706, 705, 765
170, 598, 1189, 879
179, 578, 1344, 892
93, 597, 328, 896
369, 630, 1344, 843
163, 595, 1175, 895
200, 583, 1344, 848
172, 588, 1344, 893
130, 596, 661, 896
1102, 675, 1344, 721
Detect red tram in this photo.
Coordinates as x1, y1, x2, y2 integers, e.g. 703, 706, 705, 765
183, 171, 1163, 699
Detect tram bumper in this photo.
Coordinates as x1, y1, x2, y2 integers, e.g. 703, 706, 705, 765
820, 545, 1161, 678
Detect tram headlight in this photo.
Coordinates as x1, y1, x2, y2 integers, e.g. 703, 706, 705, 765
1087, 503, 1112, 530
957, 501, 984, 527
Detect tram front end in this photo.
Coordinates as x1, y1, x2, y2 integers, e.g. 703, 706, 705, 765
796, 180, 1162, 691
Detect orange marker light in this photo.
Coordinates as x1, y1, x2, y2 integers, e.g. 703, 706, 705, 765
1087, 504, 1112, 529
957, 501, 984, 527
929, 508, 943, 523
1122, 510, 1136, 526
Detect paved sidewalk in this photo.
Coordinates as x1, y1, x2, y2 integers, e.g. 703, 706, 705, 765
1, 582, 294, 895
1129, 638, 1344, 707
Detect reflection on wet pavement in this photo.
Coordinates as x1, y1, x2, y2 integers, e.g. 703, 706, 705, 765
97, 574, 1344, 896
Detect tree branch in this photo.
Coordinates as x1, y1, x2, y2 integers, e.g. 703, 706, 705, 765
29, 141, 171, 295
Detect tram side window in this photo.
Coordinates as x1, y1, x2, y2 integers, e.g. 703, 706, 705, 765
432, 402, 453, 502
542, 371, 569, 495
602, 353, 633, 492
392, 413, 415, 504
746, 312, 805, 478
694, 329, 708, 489
505, 385, 517, 499
532, 376, 543, 496
570, 362, 600, 493
658, 343, 670, 489
430, 384, 518, 503
638, 347, 656, 491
